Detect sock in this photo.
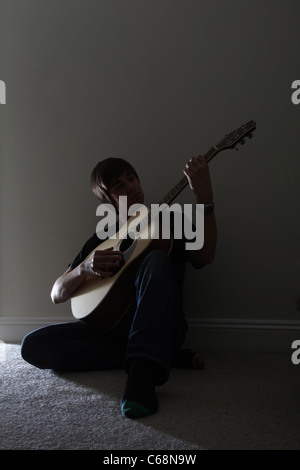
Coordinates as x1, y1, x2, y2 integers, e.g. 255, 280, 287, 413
121, 358, 167, 419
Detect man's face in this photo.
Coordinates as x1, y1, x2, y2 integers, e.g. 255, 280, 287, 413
108, 170, 144, 211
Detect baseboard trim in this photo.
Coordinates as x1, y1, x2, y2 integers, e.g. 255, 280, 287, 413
185, 318, 300, 353
187, 317, 300, 331
0, 316, 72, 343
1, 316, 300, 353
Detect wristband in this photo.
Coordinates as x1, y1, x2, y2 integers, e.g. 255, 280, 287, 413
204, 202, 214, 215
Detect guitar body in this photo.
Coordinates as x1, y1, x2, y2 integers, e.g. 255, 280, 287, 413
71, 120, 256, 330
71, 206, 172, 330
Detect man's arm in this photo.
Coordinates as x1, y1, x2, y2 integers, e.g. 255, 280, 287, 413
50, 247, 124, 304
188, 210, 217, 266
183, 155, 217, 267
50, 265, 89, 304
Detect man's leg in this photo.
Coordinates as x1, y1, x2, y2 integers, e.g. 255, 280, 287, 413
121, 249, 187, 418
20, 318, 131, 372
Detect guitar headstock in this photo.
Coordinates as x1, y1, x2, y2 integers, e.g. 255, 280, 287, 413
216, 120, 256, 151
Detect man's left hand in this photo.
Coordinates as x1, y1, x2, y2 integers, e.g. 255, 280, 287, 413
183, 155, 214, 204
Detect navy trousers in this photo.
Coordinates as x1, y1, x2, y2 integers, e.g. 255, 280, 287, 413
21, 250, 187, 378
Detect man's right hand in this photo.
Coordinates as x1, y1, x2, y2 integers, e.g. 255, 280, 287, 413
80, 247, 125, 279
51, 247, 124, 304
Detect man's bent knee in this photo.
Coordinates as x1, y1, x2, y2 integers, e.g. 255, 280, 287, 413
136, 249, 175, 287
20, 331, 43, 368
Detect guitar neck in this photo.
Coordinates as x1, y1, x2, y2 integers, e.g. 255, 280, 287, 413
158, 145, 218, 206
147, 119, 256, 219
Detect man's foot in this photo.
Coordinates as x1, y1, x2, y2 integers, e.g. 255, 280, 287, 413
121, 397, 158, 419
172, 348, 205, 369
121, 357, 165, 419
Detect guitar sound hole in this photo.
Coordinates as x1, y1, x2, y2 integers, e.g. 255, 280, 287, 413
119, 234, 135, 252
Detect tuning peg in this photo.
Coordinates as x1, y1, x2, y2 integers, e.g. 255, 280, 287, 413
248, 133, 253, 139
240, 139, 246, 145
234, 146, 239, 151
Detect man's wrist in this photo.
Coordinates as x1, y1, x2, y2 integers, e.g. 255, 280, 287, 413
195, 191, 214, 205
195, 197, 214, 215
203, 202, 214, 215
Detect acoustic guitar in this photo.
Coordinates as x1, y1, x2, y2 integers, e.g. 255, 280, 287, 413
71, 120, 256, 329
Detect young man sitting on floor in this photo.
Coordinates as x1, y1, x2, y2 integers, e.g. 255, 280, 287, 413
21, 156, 217, 419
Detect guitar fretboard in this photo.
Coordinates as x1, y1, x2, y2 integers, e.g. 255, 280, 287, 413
158, 145, 218, 206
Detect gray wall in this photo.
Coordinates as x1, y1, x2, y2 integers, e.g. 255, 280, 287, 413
1, 0, 300, 348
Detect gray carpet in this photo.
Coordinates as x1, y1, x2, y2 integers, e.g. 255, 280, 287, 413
1, 344, 300, 450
